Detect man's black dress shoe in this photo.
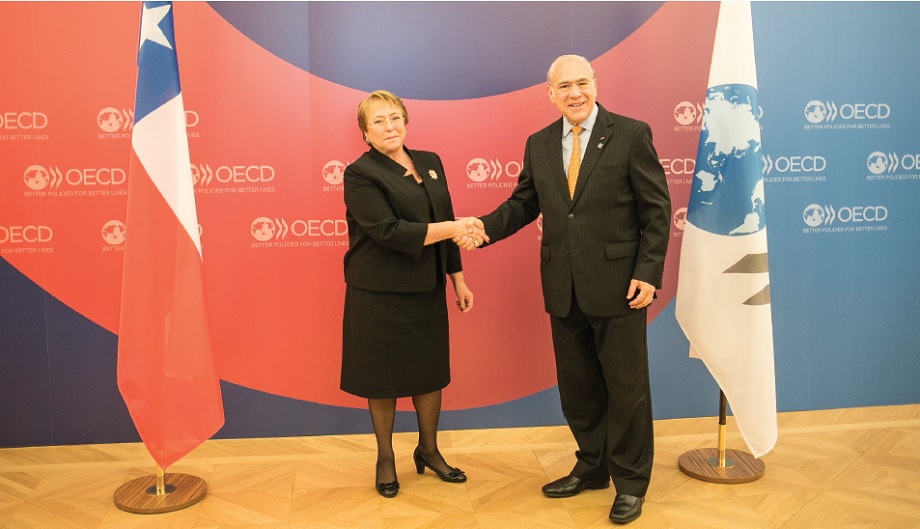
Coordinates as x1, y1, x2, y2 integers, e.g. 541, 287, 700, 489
541, 475, 609, 498
609, 494, 644, 524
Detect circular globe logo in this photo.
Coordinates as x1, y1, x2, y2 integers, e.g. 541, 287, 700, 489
250, 217, 276, 242
466, 158, 491, 182
673, 101, 698, 126
23, 165, 51, 190
322, 160, 345, 185
866, 152, 889, 175
804, 100, 827, 124
101, 220, 126, 245
802, 204, 826, 227
673, 207, 687, 231
97, 107, 124, 133
190, 164, 201, 185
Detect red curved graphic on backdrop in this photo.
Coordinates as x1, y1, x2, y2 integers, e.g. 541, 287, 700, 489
0, 2, 718, 410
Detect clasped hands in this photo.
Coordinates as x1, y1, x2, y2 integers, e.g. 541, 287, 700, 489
451, 217, 488, 251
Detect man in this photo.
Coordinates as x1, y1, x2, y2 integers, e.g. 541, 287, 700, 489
471, 55, 671, 524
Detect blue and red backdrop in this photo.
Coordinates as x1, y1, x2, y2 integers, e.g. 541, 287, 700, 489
1, 2, 918, 447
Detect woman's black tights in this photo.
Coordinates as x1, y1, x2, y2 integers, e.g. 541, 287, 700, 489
368, 389, 452, 484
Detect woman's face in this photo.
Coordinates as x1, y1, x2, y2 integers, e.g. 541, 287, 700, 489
364, 102, 406, 158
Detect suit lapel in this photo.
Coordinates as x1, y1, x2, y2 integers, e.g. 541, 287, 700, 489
571, 108, 615, 204
542, 119, 570, 201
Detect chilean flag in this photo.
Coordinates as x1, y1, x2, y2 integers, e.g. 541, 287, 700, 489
675, 1, 777, 458
117, 1, 224, 470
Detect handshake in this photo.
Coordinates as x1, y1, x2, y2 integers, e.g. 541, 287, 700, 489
451, 217, 489, 251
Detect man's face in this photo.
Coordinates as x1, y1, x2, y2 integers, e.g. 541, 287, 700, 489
547, 58, 597, 126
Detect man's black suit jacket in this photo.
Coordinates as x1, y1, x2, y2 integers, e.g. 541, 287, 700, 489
481, 104, 671, 318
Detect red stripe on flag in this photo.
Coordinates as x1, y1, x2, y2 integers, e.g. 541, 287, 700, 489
117, 149, 223, 469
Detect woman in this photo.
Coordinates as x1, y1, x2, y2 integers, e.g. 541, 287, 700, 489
341, 90, 480, 498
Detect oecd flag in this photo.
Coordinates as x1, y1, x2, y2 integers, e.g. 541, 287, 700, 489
675, 1, 777, 458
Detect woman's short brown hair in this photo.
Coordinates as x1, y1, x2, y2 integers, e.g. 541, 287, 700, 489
356, 90, 409, 134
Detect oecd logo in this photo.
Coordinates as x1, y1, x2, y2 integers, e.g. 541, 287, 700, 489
23, 165, 62, 191
1, 112, 48, 130
23, 164, 123, 189
101, 221, 126, 245
250, 216, 346, 242
322, 160, 346, 185
867, 152, 897, 175
803, 204, 833, 227
867, 151, 920, 175
804, 101, 831, 124
762, 154, 826, 175
97, 107, 133, 133
804, 100, 890, 124
673, 101, 703, 126
673, 208, 687, 231
803, 203, 887, 227
251, 217, 284, 241
0, 225, 53, 244
466, 158, 520, 182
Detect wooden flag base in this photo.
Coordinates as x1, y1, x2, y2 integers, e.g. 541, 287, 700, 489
678, 390, 766, 484
678, 448, 765, 484
114, 473, 207, 514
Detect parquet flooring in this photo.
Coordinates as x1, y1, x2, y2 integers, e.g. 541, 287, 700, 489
1, 404, 919, 528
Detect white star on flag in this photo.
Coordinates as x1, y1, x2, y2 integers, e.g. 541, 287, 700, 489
139, 4, 173, 50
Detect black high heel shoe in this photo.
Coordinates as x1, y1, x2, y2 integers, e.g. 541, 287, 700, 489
413, 447, 467, 483
375, 468, 399, 498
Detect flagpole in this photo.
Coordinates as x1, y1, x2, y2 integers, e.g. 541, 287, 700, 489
677, 390, 765, 484
717, 390, 727, 467
114, 464, 208, 514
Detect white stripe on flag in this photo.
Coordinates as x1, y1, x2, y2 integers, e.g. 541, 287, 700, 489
131, 94, 201, 256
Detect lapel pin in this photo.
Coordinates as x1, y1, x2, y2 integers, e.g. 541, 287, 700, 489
597, 136, 605, 149
429, 169, 438, 180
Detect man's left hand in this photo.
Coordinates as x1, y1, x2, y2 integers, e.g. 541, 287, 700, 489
627, 279, 655, 309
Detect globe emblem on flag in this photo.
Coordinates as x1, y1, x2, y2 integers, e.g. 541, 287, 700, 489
690, 85, 765, 236
866, 151, 889, 175
23, 165, 51, 190
101, 220, 126, 245
466, 158, 491, 182
97, 107, 125, 133
674, 101, 698, 125
804, 100, 827, 124
802, 204, 826, 227
250, 217, 276, 241
322, 160, 345, 185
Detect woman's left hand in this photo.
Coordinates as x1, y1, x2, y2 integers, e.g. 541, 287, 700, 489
453, 281, 474, 313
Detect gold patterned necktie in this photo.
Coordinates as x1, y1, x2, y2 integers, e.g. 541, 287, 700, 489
567, 125, 583, 198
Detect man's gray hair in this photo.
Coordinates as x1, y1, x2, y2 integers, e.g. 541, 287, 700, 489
546, 55, 595, 85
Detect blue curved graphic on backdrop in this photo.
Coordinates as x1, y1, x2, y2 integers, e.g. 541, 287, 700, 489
206, 1, 663, 99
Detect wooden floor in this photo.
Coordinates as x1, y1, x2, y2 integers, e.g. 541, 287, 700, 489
1, 404, 919, 529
